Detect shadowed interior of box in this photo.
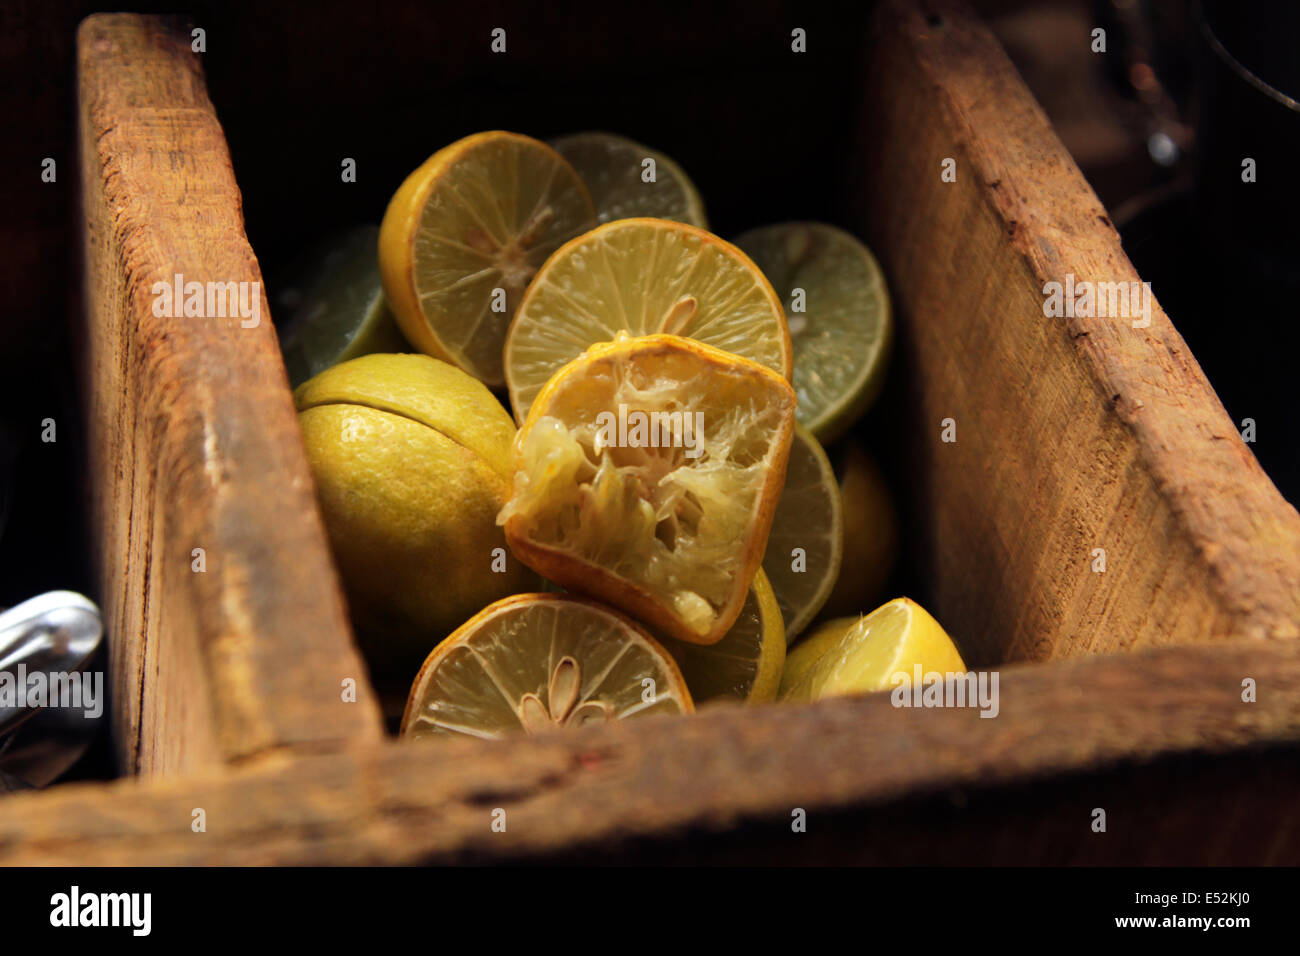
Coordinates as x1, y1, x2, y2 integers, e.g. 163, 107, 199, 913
196, 0, 1298, 685
202, 4, 942, 665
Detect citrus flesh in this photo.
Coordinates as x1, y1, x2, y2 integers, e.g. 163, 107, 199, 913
820, 440, 899, 619
779, 598, 964, 702
551, 131, 708, 228
499, 333, 796, 645
762, 424, 842, 642
401, 593, 693, 740
275, 225, 409, 387
295, 354, 535, 675
378, 131, 596, 386
658, 568, 785, 705
504, 218, 792, 424
734, 222, 892, 442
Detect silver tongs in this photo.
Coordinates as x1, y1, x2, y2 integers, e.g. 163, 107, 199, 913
0, 591, 103, 790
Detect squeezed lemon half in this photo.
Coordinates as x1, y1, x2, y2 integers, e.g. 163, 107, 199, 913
499, 333, 796, 645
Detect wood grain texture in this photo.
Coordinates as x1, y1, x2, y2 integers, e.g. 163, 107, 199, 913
76, 14, 383, 775
1, 639, 1298, 864
854, 0, 1300, 665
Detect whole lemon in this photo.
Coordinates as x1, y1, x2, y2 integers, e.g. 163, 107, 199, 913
294, 353, 536, 681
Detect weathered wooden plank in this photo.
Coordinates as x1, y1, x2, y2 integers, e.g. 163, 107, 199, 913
551, 744, 1300, 865
1, 641, 1297, 864
76, 13, 383, 775
854, 0, 1300, 664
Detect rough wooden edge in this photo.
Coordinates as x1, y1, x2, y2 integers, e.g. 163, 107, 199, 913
1, 639, 1297, 863
856, 0, 1300, 661
76, 13, 383, 774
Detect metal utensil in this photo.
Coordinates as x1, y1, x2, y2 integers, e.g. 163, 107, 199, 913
0, 703, 101, 788
0, 591, 102, 738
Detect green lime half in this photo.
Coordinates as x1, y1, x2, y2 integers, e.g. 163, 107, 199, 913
734, 222, 892, 443
763, 424, 843, 642
658, 569, 786, 705
551, 132, 708, 228
275, 225, 409, 387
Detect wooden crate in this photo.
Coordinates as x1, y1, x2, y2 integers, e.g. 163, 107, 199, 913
2, 1, 1298, 864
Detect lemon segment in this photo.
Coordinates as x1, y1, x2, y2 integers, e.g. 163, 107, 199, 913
734, 222, 892, 442
504, 218, 792, 424
658, 568, 786, 704
779, 598, 964, 702
551, 132, 708, 228
379, 131, 596, 386
762, 424, 842, 642
499, 333, 796, 646
401, 593, 693, 740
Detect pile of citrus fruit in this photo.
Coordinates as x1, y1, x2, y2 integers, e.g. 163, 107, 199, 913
279, 130, 965, 740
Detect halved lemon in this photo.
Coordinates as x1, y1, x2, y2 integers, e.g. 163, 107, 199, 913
401, 593, 692, 741
762, 423, 842, 642
551, 132, 708, 227
498, 333, 796, 645
734, 222, 892, 442
820, 440, 899, 619
378, 131, 596, 386
658, 568, 785, 705
503, 218, 792, 424
779, 598, 964, 702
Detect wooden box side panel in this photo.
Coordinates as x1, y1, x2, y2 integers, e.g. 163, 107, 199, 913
854, 0, 1300, 663
2, 638, 1299, 864
76, 14, 383, 775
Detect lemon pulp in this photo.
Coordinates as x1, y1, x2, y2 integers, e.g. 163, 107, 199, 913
402, 593, 692, 740
500, 334, 795, 645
